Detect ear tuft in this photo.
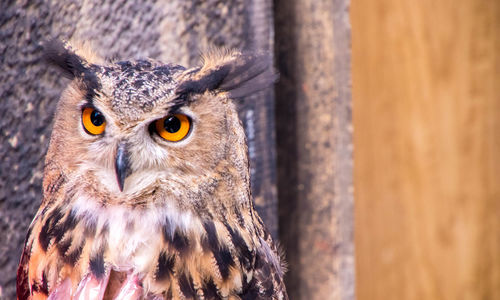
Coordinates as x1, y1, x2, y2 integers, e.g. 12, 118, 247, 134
43, 39, 101, 100
176, 50, 278, 99
218, 53, 278, 99
42, 39, 89, 79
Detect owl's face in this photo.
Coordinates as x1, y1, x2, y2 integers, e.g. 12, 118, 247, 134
57, 60, 235, 198
45, 41, 275, 207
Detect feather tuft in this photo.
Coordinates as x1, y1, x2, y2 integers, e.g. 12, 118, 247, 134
176, 50, 278, 100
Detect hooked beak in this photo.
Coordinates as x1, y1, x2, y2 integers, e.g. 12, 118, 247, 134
115, 143, 131, 192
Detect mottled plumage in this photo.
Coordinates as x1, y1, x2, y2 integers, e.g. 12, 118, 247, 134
17, 40, 287, 300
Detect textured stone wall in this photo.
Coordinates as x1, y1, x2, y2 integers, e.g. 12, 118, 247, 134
0, 0, 276, 298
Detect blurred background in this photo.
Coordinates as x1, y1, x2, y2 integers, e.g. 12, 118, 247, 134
352, 1, 499, 299
0, 0, 499, 299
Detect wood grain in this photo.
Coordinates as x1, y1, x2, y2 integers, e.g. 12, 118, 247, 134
352, 0, 500, 299
275, 0, 354, 299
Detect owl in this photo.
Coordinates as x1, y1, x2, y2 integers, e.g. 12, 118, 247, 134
16, 40, 288, 300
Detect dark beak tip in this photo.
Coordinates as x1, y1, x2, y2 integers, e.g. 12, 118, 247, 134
117, 178, 125, 192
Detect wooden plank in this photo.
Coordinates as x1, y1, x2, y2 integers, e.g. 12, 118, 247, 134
274, 0, 355, 299
352, 0, 500, 299
238, 0, 278, 238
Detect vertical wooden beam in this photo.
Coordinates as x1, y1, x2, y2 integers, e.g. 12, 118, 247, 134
352, 0, 500, 299
238, 0, 278, 238
274, 0, 354, 299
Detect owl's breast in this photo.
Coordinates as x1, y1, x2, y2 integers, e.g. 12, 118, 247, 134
71, 193, 201, 270
70, 194, 254, 298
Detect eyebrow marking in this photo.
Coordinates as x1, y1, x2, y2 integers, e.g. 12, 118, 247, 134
175, 65, 230, 96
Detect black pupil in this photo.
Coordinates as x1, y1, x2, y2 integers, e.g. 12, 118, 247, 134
90, 110, 104, 126
164, 116, 181, 133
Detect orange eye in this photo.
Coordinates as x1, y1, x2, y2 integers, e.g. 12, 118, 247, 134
155, 114, 191, 142
82, 107, 106, 135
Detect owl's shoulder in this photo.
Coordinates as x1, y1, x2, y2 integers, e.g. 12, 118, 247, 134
230, 210, 288, 300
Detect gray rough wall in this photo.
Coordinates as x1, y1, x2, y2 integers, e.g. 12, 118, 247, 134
0, 0, 276, 298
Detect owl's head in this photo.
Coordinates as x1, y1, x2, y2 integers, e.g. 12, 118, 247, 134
43, 40, 276, 208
